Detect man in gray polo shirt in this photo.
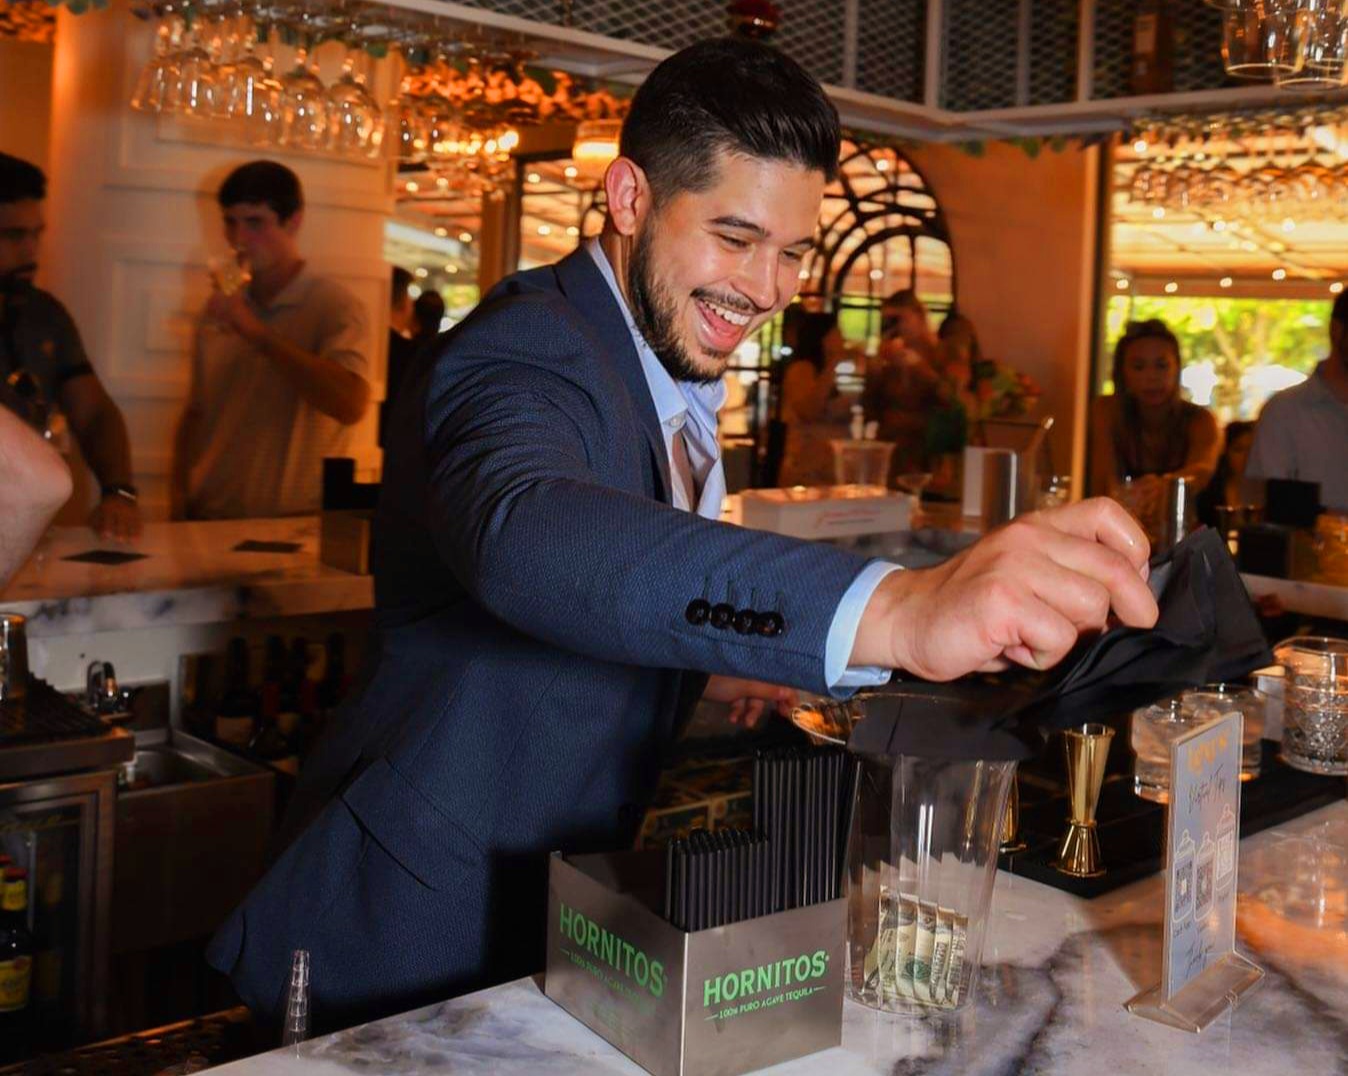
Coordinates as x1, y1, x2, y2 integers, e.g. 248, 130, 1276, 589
172, 161, 371, 519
1247, 291, 1348, 512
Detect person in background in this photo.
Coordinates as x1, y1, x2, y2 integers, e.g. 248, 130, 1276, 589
0, 402, 71, 586
1247, 291, 1348, 512
172, 161, 371, 520
1088, 318, 1220, 529
1195, 420, 1255, 528
0, 153, 141, 540
412, 289, 445, 348
862, 288, 942, 476
381, 267, 417, 448
778, 309, 853, 486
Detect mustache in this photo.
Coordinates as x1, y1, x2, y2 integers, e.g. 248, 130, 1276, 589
690, 288, 761, 316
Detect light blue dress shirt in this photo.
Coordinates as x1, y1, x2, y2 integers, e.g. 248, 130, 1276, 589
586, 241, 894, 694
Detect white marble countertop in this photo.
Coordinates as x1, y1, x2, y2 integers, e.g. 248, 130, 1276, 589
209, 802, 1348, 1076
0, 517, 372, 637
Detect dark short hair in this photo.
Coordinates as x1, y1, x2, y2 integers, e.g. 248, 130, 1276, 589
0, 153, 46, 205
793, 310, 838, 370
413, 290, 445, 337
1111, 318, 1181, 394
391, 266, 413, 300
619, 38, 840, 204
1333, 290, 1348, 329
217, 160, 304, 221
883, 288, 926, 312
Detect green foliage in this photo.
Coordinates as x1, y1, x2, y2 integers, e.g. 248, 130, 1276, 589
1105, 295, 1328, 418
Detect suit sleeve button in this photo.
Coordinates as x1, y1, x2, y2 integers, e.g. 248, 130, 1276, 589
685, 599, 711, 626
733, 608, 757, 634
709, 603, 735, 630
754, 612, 784, 637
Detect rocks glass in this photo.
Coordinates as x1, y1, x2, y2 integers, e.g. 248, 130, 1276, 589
1277, 637, 1348, 776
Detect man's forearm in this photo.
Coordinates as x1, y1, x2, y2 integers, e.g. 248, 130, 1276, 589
75, 404, 134, 490
247, 324, 370, 425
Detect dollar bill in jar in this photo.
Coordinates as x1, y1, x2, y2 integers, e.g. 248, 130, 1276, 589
944, 913, 969, 1006
929, 906, 954, 1006
893, 893, 919, 999
910, 900, 938, 1001
864, 890, 901, 1001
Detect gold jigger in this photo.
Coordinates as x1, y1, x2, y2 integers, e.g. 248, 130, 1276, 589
1053, 723, 1114, 878
999, 774, 1026, 854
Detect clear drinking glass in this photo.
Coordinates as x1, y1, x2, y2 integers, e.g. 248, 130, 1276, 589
1276, 636, 1348, 775
1131, 697, 1194, 802
1180, 683, 1264, 781
326, 49, 384, 157
846, 749, 1015, 1013
1223, 0, 1303, 79
830, 439, 896, 487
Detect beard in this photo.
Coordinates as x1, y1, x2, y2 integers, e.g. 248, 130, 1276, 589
0, 266, 36, 296
627, 228, 749, 386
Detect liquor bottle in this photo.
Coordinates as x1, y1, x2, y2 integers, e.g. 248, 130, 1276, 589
320, 632, 350, 717
0, 867, 35, 1027
213, 637, 258, 749
250, 636, 299, 775
1130, 0, 1174, 96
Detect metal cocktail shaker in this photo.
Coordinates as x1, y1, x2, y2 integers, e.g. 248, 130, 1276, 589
1156, 475, 1195, 556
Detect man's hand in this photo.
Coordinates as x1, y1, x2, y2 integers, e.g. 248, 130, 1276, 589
89, 495, 141, 541
851, 498, 1158, 681
703, 675, 798, 729
205, 289, 266, 344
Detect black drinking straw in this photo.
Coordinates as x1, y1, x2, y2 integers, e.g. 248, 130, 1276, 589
839, 757, 860, 897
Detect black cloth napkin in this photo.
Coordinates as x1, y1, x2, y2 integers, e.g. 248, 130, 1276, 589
848, 527, 1273, 762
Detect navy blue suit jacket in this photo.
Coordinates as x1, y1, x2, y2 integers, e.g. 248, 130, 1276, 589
206, 249, 872, 1031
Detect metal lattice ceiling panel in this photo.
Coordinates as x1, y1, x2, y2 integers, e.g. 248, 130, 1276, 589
856, 0, 925, 103
941, 0, 1018, 111
1029, 0, 1078, 106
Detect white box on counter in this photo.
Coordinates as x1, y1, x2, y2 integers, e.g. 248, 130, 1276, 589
737, 485, 911, 540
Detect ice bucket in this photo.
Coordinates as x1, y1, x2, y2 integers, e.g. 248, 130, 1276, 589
792, 692, 1016, 1013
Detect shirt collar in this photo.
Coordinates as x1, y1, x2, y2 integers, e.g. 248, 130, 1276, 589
585, 240, 726, 433
260, 265, 311, 312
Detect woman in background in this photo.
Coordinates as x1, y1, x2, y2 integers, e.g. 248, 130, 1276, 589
1195, 420, 1256, 528
778, 310, 853, 487
1089, 319, 1220, 531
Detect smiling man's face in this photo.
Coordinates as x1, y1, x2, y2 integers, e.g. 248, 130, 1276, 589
625, 151, 823, 384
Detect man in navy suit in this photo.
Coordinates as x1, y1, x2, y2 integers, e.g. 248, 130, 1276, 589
208, 38, 1157, 1031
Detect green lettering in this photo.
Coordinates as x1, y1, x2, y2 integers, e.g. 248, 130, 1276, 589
739, 969, 755, 999
650, 962, 665, 998
723, 973, 740, 1002
704, 975, 722, 1008
794, 955, 812, 981
782, 959, 795, 986
559, 903, 573, 939
633, 950, 649, 987
600, 929, 615, 968
586, 920, 600, 954
757, 965, 774, 993
811, 950, 828, 978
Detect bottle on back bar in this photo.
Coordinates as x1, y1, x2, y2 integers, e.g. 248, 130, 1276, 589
0, 868, 35, 1026
213, 637, 258, 748
1130, 0, 1174, 95
250, 636, 299, 775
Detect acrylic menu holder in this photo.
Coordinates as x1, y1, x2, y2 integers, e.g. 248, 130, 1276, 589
1126, 711, 1264, 1032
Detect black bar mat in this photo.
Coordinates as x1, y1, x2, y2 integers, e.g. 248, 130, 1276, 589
998, 742, 1345, 898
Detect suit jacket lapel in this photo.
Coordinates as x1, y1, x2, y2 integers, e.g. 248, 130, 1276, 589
552, 249, 672, 503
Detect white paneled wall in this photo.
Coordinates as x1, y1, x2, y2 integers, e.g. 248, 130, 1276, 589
41, 2, 396, 521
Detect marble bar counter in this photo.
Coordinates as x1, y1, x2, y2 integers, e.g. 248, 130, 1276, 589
210, 803, 1348, 1076
0, 517, 372, 698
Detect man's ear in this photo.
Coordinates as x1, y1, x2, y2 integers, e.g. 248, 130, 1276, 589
284, 208, 304, 238
1333, 318, 1344, 355
604, 157, 650, 238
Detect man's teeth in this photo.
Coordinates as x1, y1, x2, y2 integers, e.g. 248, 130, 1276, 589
702, 299, 750, 328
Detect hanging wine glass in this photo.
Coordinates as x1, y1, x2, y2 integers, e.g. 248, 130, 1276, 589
327, 45, 384, 158
130, 7, 186, 113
